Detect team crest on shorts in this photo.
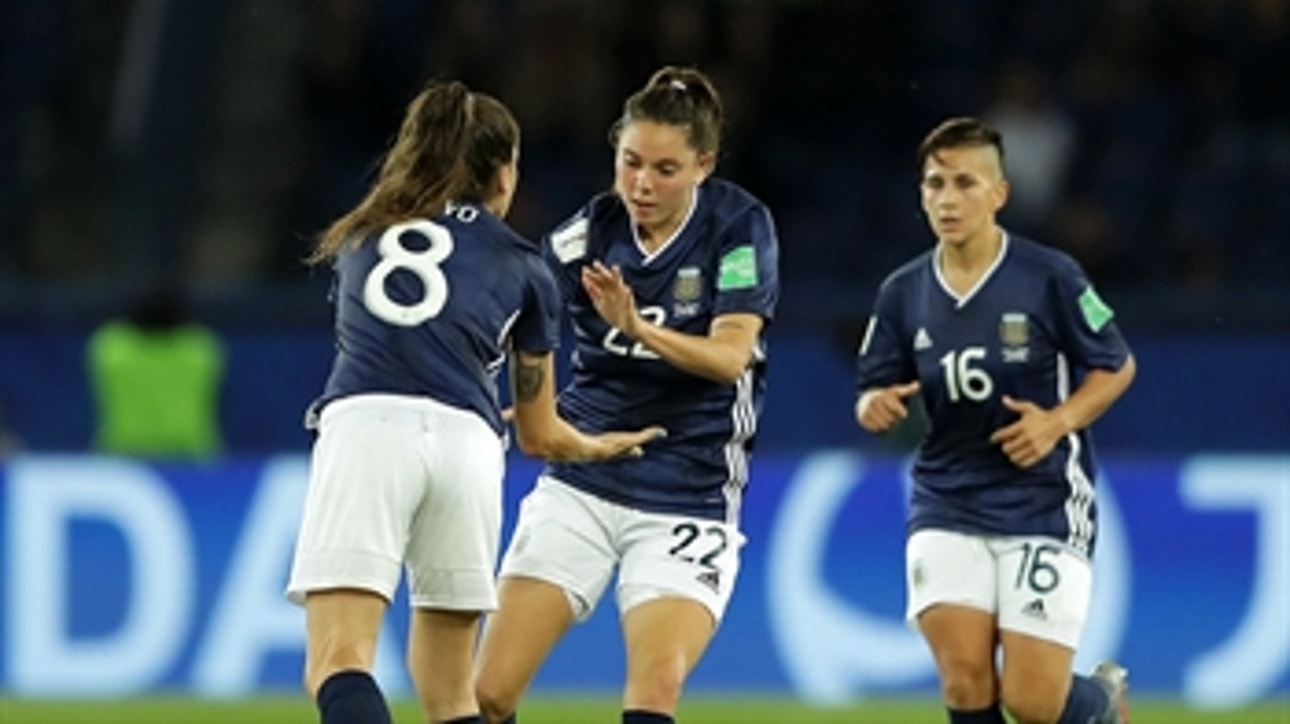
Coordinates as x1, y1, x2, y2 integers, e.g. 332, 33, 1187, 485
999, 312, 1030, 363
673, 267, 703, 317
911, 559, 926, 588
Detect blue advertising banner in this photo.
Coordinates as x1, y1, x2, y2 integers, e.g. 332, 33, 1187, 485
1, 453, 1286, 709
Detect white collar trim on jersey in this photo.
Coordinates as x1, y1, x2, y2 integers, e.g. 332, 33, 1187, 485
934, 230, 1010, 308
634, 185, 700, 265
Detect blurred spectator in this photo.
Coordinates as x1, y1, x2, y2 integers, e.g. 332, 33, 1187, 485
984, 58, 1076, 235
86, 282, 225, 459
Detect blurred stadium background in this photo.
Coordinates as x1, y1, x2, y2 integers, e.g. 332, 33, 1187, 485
1, 0, 1286, 721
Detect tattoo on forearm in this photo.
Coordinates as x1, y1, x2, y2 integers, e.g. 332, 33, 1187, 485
515, 359, 544, 401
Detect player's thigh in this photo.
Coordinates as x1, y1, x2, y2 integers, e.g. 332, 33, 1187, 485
616, 511, 745, 627
906, 529, 1000, 702
475, 575, 576, 711
621, 595, 716, 682
288, 397, 432, 603
404, 404, 505, 612
997, 628, 1076, 721
990, 536, 1092, 650
406, 607, 482, 713
497, 476, 618, 620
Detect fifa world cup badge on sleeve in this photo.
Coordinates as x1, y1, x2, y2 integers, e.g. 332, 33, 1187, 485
1078, 286, 1114, 332
718, 246, 758, 290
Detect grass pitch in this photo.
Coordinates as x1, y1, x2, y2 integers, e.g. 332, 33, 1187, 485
1, 695, 1286, 722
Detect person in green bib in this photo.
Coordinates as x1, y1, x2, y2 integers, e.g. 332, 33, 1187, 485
87, 283, 225, 459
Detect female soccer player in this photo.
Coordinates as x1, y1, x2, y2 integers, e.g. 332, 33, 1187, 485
474, 66, 781, 724
286, 80, 662, 724
854, 117, 1136, 724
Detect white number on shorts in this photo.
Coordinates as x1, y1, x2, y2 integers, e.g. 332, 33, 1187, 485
1015, 542, 1062, 594
602, 305, 666, 359
363, 219, 455, 326
939, 346, 994, 402
668, 522, 729, 568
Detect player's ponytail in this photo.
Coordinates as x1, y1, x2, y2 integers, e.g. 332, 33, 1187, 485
610, 65, 724, 158
310, 81, 518, 264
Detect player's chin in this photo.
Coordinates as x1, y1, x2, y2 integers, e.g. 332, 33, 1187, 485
935, 228, 969, 245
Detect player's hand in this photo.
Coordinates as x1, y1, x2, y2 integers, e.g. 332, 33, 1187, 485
855, 381, 920, 434
990, 395, 1063, 468
586, 425, 667, 461
582, 261, 641, 336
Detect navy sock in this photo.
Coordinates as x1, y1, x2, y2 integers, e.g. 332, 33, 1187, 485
500, 715, 517, 724
947, 703, 1007, 723
1058, 674, 1112, 723
316, 670, 393, 724
441, 717, 484, 724
623, 710, 673, 724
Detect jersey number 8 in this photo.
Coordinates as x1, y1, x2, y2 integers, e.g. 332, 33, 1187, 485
363, 219, 455, 327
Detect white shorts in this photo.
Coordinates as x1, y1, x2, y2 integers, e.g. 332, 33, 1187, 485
905, 529, 1093, 649
498, 475, 744, 624
286, 394, 504, 611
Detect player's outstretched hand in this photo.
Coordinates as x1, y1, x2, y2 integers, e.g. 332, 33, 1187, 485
586, 425, 667, 461
582, 261, 640, 335
855, 381, 921, 434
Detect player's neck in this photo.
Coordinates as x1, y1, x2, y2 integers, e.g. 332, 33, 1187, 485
938, 227, 1003, 293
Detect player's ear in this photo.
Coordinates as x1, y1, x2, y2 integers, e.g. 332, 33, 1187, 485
991, 178, 1010, 213
489, 160, 519, 218
695, 151, 716, 182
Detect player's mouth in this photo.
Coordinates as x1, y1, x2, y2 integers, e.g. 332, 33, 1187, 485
629, 199, 657, 216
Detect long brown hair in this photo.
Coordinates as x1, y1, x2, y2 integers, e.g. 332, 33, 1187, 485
308, 80, 519, 264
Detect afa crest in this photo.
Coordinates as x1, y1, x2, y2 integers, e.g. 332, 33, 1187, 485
999, 312, 1029, 347
674, 267, 703, 302
999, 312, 1030, 363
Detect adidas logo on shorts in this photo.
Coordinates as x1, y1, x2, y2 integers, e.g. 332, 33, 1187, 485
1021, 598, 1047, 620
696, 569, 721, 593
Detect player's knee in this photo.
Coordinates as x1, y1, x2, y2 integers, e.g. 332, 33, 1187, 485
625, 659, 687, 712
937, 658, 996, 710
475, 673, 520, 721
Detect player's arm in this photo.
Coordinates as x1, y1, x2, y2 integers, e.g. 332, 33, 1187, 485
581, 260, 760, 385
991, 354, 1136, 468
508, 347, 665, 461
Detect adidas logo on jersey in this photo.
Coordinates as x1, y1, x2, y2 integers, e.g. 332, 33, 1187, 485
913, 327, 933, 351
1021, 598, 1047, 620
696, 569, 721, 593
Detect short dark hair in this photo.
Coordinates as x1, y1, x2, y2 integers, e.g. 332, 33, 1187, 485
917, 117, 1005, 172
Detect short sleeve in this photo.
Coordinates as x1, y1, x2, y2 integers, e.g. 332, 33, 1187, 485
511, 255, 563, 354
1048, 255, 1131, 371
712, 205, 780, 321
855, 278, 915, 392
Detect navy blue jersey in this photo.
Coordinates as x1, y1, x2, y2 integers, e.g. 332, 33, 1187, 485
856, 233, 1131, 554
543, 178, 780, 522
311, 203, 562, 435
